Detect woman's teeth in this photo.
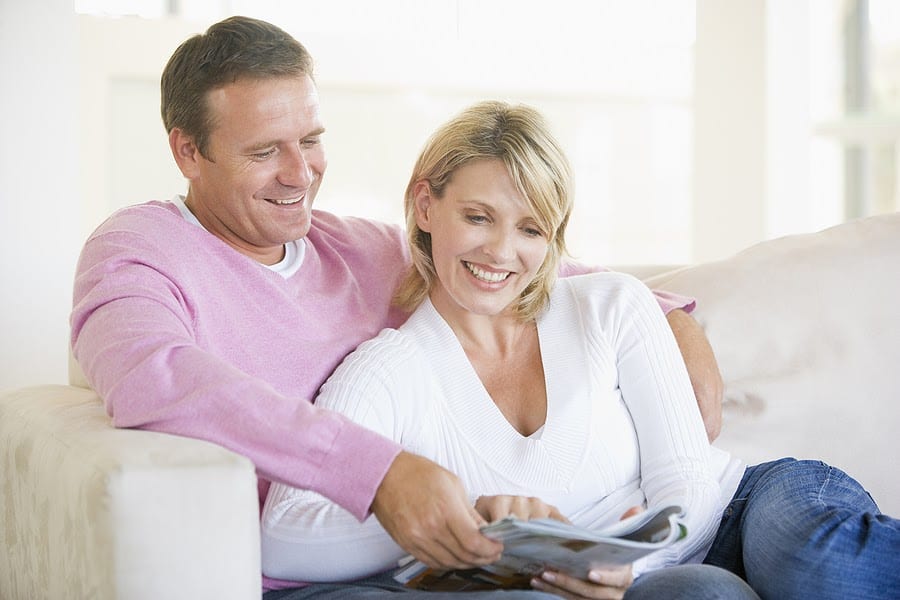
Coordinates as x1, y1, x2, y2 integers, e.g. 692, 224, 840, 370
465, 262, 510, 283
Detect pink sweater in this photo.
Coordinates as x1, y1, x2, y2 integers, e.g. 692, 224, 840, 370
71, 201, 409, 520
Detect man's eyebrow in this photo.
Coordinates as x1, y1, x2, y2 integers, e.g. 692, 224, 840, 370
245, 128, 326, 153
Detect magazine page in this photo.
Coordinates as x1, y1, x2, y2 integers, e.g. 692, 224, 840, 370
394, 505, 686, 591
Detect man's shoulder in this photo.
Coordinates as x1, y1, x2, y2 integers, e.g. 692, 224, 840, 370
308, 210, 407, 263
90, 200, 181, 238
310, 210, 403, 241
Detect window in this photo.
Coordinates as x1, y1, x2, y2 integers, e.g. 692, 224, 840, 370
76, 1, 900, 264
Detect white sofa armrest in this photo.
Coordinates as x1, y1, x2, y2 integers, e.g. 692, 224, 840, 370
0, 384, 261, 600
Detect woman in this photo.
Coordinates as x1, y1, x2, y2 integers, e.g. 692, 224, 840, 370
261, 101, 899, 599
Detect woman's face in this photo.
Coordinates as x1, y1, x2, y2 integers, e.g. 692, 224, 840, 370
414, 158, 550, 320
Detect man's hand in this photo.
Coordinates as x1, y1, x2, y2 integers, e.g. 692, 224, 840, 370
371, 451, 503, 569
666, 308, 723, 441
475, 495, 567, 524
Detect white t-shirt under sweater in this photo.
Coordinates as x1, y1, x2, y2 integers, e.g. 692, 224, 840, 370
260, 272, 744, 583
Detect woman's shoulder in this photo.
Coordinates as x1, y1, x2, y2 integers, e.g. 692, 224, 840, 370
548, 272, 659, 337
336, 327, 419, 374
554, 270, 648, 305
317, 325, 432, 426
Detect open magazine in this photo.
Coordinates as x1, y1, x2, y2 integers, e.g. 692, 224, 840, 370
393, 504, 686, 591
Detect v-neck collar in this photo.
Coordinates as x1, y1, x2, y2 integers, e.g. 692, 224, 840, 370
405, 284, 592, 490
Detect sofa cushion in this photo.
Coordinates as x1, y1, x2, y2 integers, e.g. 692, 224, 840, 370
645, 212, 900, 514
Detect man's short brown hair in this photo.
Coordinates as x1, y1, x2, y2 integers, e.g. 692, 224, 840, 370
160, 16, 314, 158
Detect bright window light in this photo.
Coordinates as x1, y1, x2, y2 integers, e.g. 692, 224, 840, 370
74, 0, 168, 18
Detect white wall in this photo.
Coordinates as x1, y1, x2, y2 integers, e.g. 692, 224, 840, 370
0, 0, 80, 392
0, 0, 877, 391
692, 0, 838, 262
77, 3, 699, 267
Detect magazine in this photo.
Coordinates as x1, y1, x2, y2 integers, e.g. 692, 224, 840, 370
393, 504, 686, 591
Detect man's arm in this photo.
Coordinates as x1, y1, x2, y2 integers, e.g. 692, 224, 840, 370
665, 308, 723, 441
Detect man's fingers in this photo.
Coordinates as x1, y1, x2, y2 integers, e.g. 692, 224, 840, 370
372, 452, 502, 569
440, 498, 503, 566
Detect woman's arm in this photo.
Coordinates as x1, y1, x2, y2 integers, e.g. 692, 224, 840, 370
261, 484, 405, 581
601, 275, 722, 568
259, 333, 408, 581
561, 261, 722, 440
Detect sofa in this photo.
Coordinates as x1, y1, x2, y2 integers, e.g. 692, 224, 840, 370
2, 212, 898, 599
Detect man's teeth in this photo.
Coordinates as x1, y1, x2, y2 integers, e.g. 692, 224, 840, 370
465, 262, 510, 283
271, 197, 302, 205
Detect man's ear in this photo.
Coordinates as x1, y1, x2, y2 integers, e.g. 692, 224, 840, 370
169, 128, 202, 179
413, 180, 434, 232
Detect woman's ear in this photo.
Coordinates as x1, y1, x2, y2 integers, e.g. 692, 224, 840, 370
169, 128, 202, 179
413, 180, 434, 233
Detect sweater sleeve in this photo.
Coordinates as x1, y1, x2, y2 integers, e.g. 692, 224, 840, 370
70, 223, 401, 520
597, 275, 720, 568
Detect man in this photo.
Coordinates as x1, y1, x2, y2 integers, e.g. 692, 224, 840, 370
70, 15, 722, 595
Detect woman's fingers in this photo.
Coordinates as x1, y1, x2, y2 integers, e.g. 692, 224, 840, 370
531, 566, 634, 600
474, 494, 566, 522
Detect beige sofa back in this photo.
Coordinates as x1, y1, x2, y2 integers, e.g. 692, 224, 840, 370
645, 212, 900, 514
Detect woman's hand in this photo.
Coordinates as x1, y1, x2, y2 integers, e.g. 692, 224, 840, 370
528, 504, 643, 599
474, 495, 567, 523
531, 565, 634, 600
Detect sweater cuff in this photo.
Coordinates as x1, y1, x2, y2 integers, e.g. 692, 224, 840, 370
315, 419, 403, 521
652, 289, 696, 315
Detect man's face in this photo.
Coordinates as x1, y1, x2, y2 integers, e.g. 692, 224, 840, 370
177, 74, 327, 264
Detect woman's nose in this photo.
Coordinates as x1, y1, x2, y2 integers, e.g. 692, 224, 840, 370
484, 229, 516, 263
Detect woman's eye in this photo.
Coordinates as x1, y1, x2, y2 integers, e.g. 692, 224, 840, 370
466, 214, 489, 224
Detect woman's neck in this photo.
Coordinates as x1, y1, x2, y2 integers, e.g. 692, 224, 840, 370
429, 288, 547, 437
429, 291, 528, 358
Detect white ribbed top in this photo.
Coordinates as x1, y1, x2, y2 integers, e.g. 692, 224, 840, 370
261, 272, 744, 582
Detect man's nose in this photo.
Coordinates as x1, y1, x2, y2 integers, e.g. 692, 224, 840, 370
278, 146, 314, 188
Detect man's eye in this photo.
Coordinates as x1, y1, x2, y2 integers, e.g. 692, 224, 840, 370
252, 149, 276, 160
301, 137, 321, 147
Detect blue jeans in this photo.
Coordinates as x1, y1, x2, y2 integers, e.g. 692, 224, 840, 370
703, 458, 900, 600
264, 563, 757, 599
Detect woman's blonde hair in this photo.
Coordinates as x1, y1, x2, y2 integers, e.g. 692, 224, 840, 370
394, 101, 573, 321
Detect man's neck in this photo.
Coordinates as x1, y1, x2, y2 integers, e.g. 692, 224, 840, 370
182, 194, 286, 265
